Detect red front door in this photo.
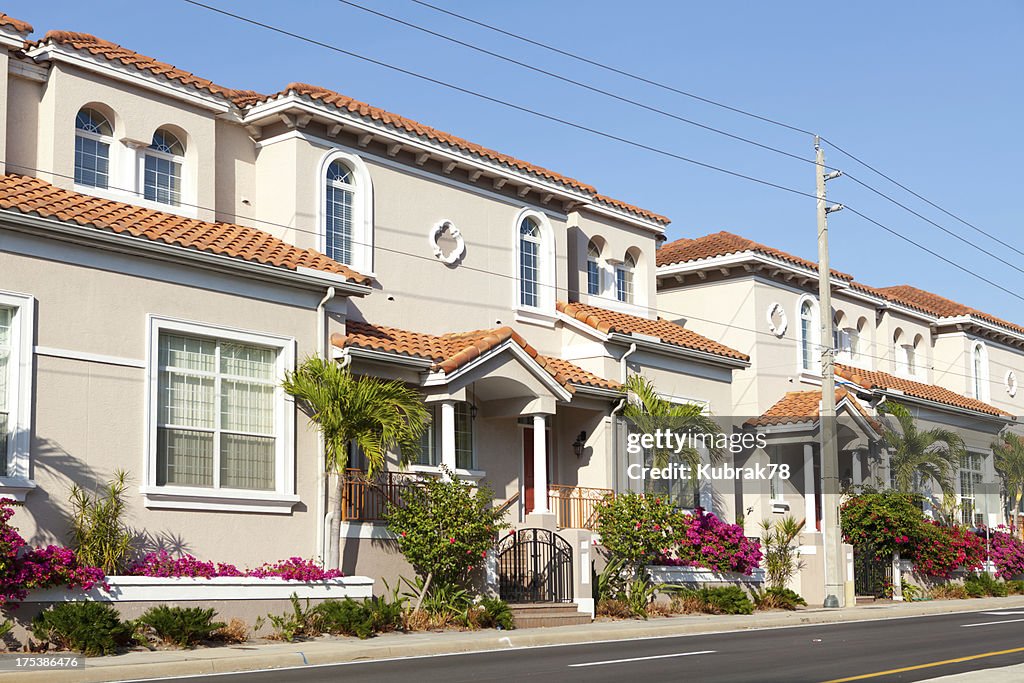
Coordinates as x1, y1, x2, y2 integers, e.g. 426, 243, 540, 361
523, 427, 535, 514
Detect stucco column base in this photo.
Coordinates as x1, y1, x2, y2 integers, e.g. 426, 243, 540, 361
523, 512, 558, 531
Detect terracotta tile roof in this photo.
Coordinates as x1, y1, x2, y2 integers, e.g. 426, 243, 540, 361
333, 321, 619, 392
835, 364, 1009, 417
0, 13, 32, 34
873, 285, 1024, 337
656, 231, 854, 281
0, 174, 370, 284
37, 31, 241, 100
556, 300, 749, 362
748, 388, 878, 430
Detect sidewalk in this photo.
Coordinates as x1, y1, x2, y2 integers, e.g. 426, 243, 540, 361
5, 596, 1024, 683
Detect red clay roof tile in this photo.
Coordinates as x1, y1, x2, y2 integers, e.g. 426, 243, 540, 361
749, 388, 878, 429
0, 174, 370, 284
557, 301, 749, 362
0, 12, 32, 34
835, 364, 1009, 417
873, 285, 1024, 337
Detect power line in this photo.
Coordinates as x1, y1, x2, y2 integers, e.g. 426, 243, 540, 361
408, 0, 1024, 263
6, 161, 1020, 386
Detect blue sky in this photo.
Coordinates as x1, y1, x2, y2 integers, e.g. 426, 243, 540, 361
9, 1, 1023, 320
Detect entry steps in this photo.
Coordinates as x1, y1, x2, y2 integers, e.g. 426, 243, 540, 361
509, 602, 592, 629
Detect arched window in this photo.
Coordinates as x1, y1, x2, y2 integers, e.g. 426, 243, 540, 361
616, 252, 635, 304
325, 159, 356, 265
144, 129, 184, 206
519, 217, 542, 307
799, 298, 816, 371
75, 108, 112, 189
586, 240, 601, 296
909, 334, 924, 376
893, 328, 906, 373
973, 343, 988, 400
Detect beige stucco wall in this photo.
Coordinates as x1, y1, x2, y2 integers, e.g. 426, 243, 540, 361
2, 231, 348, 566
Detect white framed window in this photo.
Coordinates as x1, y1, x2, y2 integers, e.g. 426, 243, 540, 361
798, 296, 818, 373
586, 240, 601, 296
318, 150, 374, 274
615, 252, 635, 304
0, 291, 35, 499
514, 209, 555, 318
74, 108, 112, 189
416, 405, 439, 467
959, 452, 984, 526
454, 402, 474, 470
411, 401, 475, 472
142, 129, 184, 206
143, 317, 297, 513
972, 342, 989, 401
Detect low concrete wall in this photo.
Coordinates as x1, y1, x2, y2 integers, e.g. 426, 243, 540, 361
647, 565, 765, 587
9, 575, 374, 644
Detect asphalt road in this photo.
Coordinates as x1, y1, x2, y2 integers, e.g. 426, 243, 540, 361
132, 609, 1024, 683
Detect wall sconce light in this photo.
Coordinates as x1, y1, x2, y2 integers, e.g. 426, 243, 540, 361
469, 404, 478, 419
572, 431, 587, 458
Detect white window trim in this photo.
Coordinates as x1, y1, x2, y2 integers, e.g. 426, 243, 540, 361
143, 315, 298, 513
74, 123, 113, 189
971, 341, 990, 402
514, 207, 556, 319
317, 149, 374, 276
139, 146, 185, 208
796, 294, 819, 375
0, 291, 35, 500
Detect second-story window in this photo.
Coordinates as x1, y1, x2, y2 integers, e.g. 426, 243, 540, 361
144, 129, 184, 206
800, 299, 815, 371
616, 253, 635, 303
519, 217, 541, 308
75, 108, 112, 189
325, 160, 356, 265
587, 240, 601, 296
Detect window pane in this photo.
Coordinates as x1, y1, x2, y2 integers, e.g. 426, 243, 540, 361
220, 434, 275, 490
157, 427, 213, 486
221, 379, 275, 434
150, 130, 184, 155
0, 306, 11, 412
587, 260, 600, 296
74, 135, 110, 188
417, 406, 437, 466
75, 109, 112, 136
220, 342, 276, 380
160, 334, 215, 372
0, 412, 7, 477
520, 239, 539, 307
455, 403, 473, 470
144, 154, 182, 206
159, 371, 215, 428
325, 184, 354, 265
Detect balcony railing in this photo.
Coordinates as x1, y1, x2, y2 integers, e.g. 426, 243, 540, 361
340, 468, 422, 522
549, 484, 614, 530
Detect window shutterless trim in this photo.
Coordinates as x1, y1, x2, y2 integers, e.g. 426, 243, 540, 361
0, 290, 36, 500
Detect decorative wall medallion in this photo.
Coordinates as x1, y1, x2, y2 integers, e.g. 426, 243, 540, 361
1007, 370, 1017, 397
429, 220, 465, 266
767, 302, 788, 337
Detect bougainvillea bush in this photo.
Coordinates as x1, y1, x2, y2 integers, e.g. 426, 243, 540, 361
991, 530, 1024, 580
911, 521, 984, 579
658, 508, 762, 575
126, 551, 344, 581
0, 499, 107, 606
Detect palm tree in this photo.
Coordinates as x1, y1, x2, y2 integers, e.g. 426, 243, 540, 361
621, 374, 723, 506
283, 356, 429, 570
993, 431, 1024, 531
878, 401, 963, 500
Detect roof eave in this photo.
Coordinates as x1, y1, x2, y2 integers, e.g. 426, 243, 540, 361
606, 332, 749, 368
871, 389, 1013, 424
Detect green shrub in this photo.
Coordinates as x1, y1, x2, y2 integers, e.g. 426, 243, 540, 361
31, 602, 133, 655
701, 586, 754, 614
266, 593, 320, 642
137, 606, 225, 648
623, 576, 661, 619
929, 583, 969, 600
964, 573, 1007, 598
1006, 580, 1024, 595
752, 586, 806, 610
68, 469, 135, 575
901, 582, 924, 601
475, 597, 514, 630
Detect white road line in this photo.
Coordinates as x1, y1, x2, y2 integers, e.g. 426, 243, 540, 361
981, 611, 1024, 616
568, 650, 716, 667
961, 617, 1024, 628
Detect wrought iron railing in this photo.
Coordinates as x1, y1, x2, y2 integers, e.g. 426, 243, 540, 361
549, 485, 614, 530
339, 468, 422, 522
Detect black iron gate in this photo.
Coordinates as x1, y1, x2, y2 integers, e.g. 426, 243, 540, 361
496, 528, 573, 603
853, 544, 893, 597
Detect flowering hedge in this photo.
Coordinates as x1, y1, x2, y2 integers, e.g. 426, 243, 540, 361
126, 551, 344, 581
991, 530, 1024, 580
595, 494, 762, 575
0, 500, 107, 606
911, 521, 984, 579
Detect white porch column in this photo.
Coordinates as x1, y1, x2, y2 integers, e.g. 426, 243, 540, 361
699, 448, 713, 511
804, 443, 817, 530
440, 400, 457, 477
533, 414, 549, 514
852, 450, 863, 487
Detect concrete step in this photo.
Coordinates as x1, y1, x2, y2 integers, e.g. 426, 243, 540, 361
855, 595, 878, 605
509, 602, 591, 628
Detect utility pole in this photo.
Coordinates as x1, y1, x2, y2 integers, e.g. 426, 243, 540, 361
816, 135, 844, 608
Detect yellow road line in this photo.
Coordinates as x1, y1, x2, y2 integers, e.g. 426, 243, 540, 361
820, 645, 1024, 682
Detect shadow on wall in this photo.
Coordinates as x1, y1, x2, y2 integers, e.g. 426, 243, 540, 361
24, 432, 195, 560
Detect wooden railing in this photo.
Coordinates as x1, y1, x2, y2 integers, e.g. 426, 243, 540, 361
549, 485, 614, 530
340, 468, 421, 522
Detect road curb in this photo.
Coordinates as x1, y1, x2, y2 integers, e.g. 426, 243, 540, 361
6, 597, 1024, 682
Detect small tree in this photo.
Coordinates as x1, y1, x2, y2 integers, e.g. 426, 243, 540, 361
994, 431, 1024, 530
283, 356, 429, 570
385, 469, 508, 605
594, 493, 684, 575
878, 401, 963, 499
759, 516, 805, 590
69, 469, 134, 574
